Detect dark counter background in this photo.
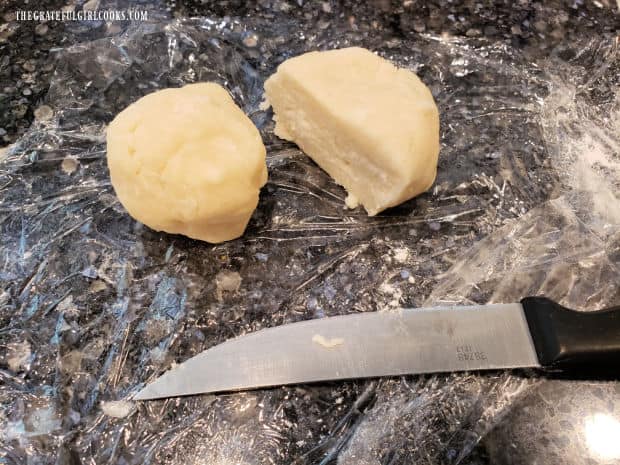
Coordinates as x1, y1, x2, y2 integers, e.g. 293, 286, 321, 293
1, 0, 618, 148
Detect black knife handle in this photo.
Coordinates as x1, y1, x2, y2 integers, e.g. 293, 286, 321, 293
521, 296, 620, 372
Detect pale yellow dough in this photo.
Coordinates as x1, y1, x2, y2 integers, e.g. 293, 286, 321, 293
106, 83, 267, 243
265, 47, 440, 215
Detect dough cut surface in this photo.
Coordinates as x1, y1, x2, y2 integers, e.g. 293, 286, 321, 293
265, 47, 440, 215
106, 83, 267, 243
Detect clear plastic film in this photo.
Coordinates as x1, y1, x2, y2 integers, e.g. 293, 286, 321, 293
1, 11, 619, 465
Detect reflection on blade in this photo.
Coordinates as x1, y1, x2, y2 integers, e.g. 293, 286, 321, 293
135, 303, 539, 400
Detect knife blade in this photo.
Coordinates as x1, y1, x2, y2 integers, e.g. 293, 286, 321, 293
135, 297, 620, 400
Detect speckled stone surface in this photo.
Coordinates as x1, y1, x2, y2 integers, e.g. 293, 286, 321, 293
1, 0, 618, 147
486, 379, 620, 465
0, 2, 619, 465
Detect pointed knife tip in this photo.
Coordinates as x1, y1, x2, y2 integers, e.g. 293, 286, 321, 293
133, 385, 158, 401
132, 391, 149, 401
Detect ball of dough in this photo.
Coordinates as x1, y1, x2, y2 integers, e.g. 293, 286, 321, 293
106, 83, 267, 243
265, 47, 439, 215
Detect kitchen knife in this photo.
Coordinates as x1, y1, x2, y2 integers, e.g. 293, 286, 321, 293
135, 297, 620, 400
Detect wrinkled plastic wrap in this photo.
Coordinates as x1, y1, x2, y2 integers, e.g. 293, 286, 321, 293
1, 12, 619, 465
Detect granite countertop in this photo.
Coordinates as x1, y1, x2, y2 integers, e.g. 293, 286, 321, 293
1, 0, 618, 148
1, 1, 619, 465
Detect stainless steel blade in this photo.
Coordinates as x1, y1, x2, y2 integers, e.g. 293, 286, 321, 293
135, 303, 540, 400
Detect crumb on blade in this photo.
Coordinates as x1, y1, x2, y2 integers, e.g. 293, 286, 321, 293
312, 334, 344, 348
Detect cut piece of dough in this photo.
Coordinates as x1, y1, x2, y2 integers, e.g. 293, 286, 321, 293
106, 83, 267, 243
264, 47, 440, 215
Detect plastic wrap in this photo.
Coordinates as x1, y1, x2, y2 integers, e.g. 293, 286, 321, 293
1, 12, 619, 465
